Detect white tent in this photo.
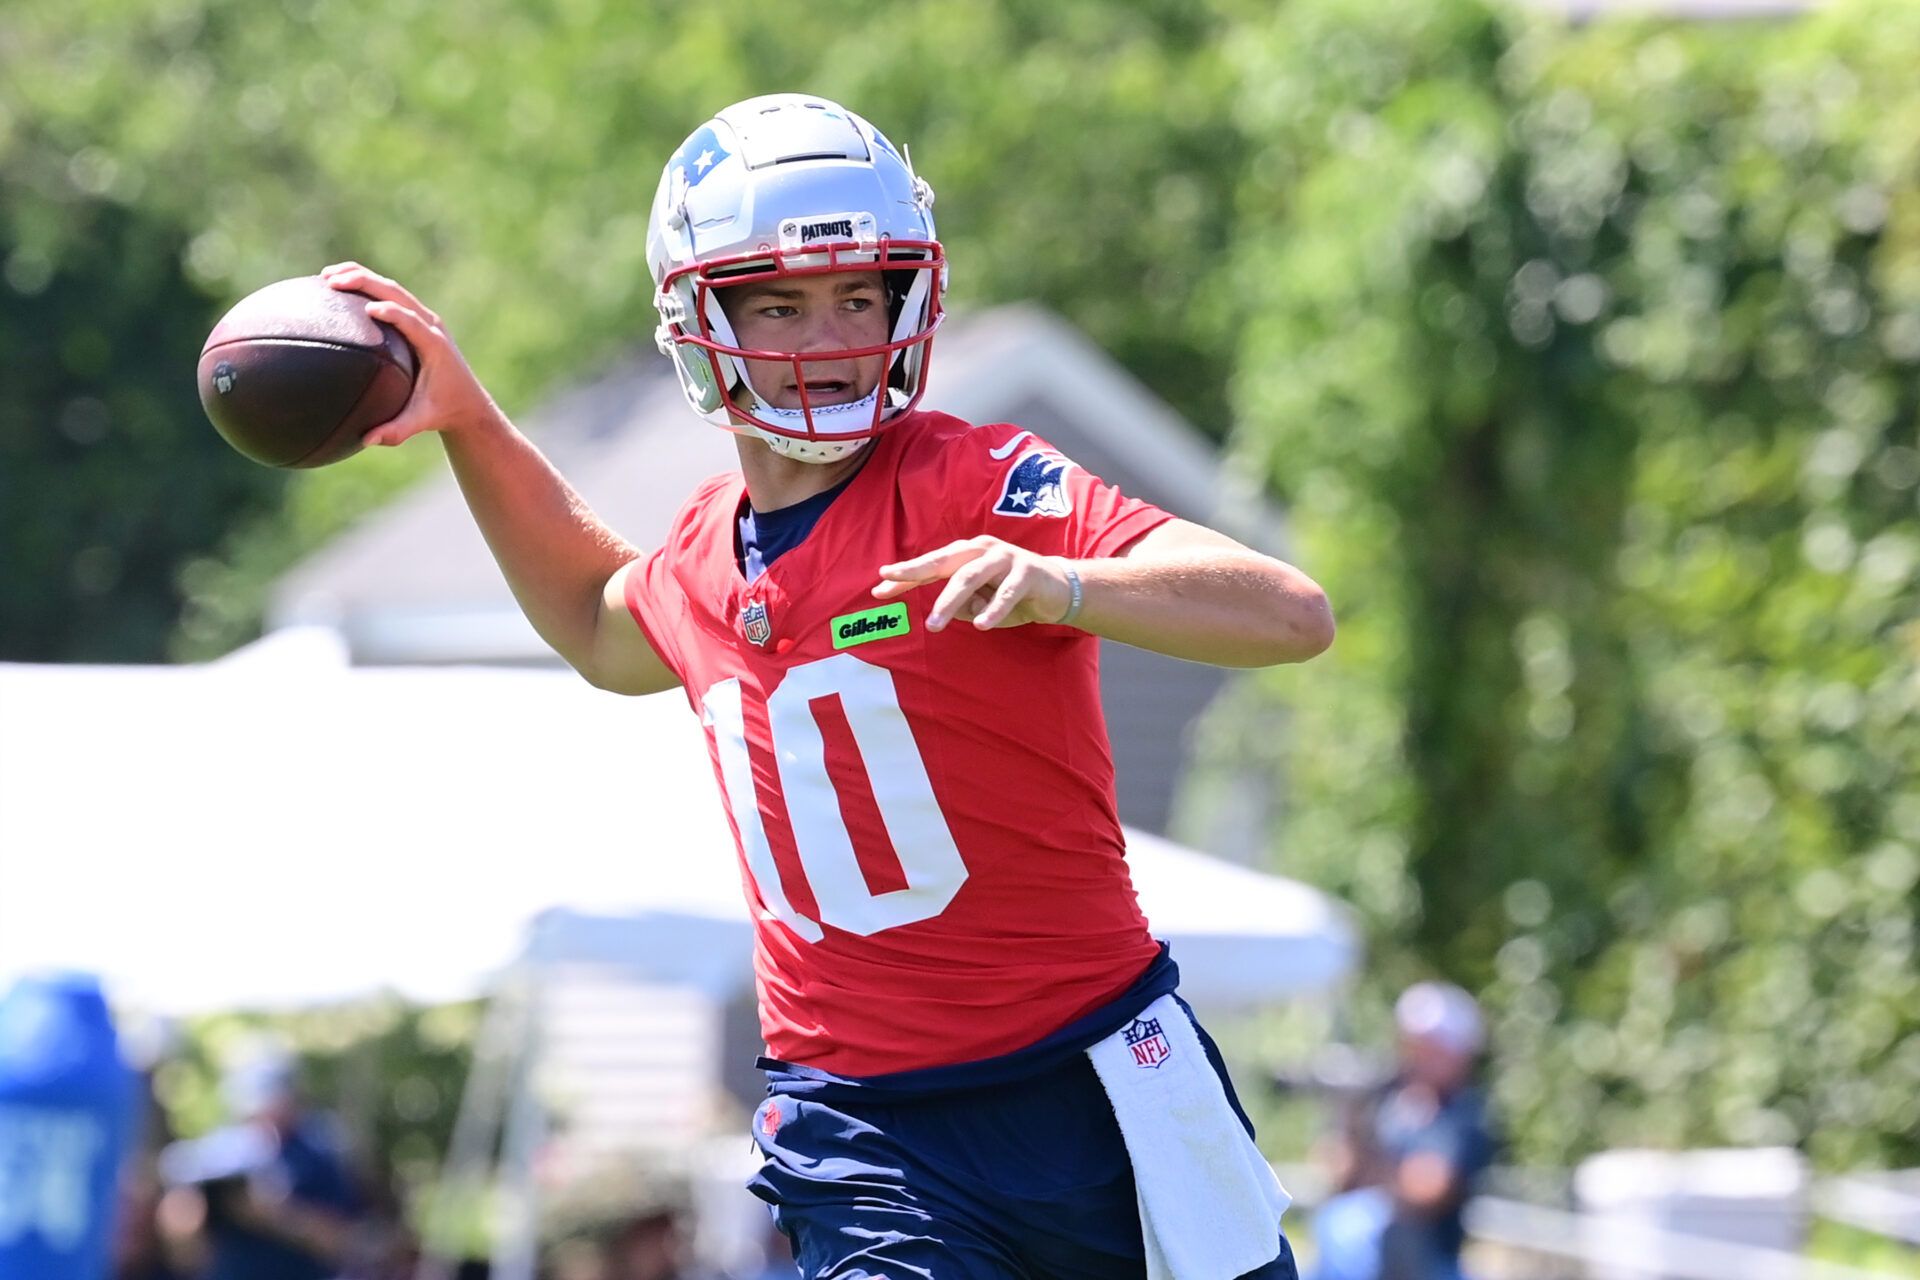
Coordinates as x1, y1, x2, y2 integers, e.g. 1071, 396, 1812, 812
1, 641, 1359, 1280
0, 636, 1358, 1015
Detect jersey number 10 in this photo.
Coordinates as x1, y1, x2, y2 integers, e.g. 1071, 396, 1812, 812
701, 653, 970, 942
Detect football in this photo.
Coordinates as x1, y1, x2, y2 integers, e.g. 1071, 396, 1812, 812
196, 275, 415, 468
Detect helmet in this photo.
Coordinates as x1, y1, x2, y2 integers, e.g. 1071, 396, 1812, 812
647, 94, 946, 463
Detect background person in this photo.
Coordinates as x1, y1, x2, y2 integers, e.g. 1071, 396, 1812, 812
1310, 982, 1497, 1280
157, 1041, 368, 1280
602, 1207, 717, 1280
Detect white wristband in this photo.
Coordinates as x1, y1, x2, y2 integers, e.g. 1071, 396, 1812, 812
1058, 564, 1084, 626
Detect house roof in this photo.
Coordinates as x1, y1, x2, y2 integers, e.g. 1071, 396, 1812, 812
268, 304, 1287, 665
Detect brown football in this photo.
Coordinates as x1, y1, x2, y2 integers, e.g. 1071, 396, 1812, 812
196, 276, 415, 468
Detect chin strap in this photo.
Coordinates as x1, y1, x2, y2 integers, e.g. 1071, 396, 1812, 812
752, 387, 883, 435
743, 386, 892, 463
764, 434, 873, 464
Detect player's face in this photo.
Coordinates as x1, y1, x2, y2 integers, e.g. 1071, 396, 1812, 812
1399, 1032, 1474, 1092
719, 271, 890, 410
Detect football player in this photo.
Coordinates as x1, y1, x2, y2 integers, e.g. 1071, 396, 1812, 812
323, 92, 1333, 1280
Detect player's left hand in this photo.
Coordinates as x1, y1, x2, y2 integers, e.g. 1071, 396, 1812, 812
873, 536, 1075, 631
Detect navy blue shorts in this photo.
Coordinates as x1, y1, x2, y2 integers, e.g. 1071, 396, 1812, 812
747, 1046, 1298, 1280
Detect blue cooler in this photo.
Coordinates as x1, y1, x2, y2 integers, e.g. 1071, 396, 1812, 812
0, 973, 135, 1280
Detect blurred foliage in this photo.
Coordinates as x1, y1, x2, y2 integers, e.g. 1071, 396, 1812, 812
1807, 1218, 1920, 1271
1225, 0, 1920, 1172
5, 0, 1918, 1183
0, 187, 286, 660
0, 0, 1245, 659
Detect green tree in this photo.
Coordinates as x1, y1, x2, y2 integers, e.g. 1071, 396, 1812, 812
0, 149, 287, 660
3, 0, 1247, 659
1224, 0, 1920, 1169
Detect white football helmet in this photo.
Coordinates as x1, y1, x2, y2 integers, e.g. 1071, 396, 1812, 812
647, 94, 947, 462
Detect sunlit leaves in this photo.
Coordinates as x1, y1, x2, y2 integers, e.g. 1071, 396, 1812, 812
1221, 0, 1920, 1170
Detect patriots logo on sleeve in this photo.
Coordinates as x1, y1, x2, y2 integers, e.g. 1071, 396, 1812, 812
993, 446, 1074, 519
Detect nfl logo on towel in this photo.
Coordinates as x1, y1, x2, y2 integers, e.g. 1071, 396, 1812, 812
741, 600, 772, 647
1123, 1016, 1173, 1069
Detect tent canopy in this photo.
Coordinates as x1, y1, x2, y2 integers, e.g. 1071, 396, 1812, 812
0, 637, 1356, 1014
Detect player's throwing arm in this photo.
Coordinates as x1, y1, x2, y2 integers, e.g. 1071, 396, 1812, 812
317, 263, 676, 695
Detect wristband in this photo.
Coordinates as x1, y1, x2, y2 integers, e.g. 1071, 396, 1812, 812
1058, 564, 1085, 627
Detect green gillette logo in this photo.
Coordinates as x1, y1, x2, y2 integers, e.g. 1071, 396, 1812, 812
832, 603, 911, 649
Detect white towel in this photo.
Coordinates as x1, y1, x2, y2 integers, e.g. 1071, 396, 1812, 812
1087, 995, 1291, 1280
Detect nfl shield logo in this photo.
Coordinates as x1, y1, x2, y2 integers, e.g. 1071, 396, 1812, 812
1123, 1016, 1173, 1070
741, 600, 772, 647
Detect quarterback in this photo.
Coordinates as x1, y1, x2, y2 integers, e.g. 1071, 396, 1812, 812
325, 93, 1332, 1280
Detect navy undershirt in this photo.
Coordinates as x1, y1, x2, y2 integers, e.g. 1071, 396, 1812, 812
738, 468, 862, 582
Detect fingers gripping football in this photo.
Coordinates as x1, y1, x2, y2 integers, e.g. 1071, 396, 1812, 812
319, 262, 496, 447
873, 536, 1076, 631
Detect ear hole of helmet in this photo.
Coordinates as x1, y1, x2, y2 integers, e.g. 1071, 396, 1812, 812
883, 268, 920, 394
886, 266, 934, 394
883, 269, 913, 325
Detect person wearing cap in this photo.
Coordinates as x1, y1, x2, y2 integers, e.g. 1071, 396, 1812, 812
1309, 983, 1499, 1280
156, 1042, 367, 1280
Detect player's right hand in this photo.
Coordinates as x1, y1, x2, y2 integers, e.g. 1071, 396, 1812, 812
874, 535, 1076, 631
320, 262, 504, 447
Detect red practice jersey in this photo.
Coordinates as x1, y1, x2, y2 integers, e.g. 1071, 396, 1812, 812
626, 410, 1174, 1075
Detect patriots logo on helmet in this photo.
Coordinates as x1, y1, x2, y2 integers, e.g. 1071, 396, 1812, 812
673, 125, 732, 188
993, 447, 1074, 519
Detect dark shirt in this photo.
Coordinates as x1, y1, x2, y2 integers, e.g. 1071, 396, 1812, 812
1372, 1080, 1497, 1261
117, 1260, 189, 1280
736, 468, 861, 582
206, 1117, 361, 1280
